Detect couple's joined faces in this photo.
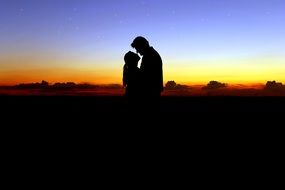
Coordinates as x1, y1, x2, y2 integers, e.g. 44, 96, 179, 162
135, 47, 144, 56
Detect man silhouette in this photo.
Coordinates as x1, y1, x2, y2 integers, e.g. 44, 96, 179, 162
131, 36, 163, 99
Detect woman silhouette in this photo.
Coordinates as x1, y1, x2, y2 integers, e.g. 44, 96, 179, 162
123, 51, 142, 99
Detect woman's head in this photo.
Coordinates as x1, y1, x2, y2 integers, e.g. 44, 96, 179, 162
124, 51, 140, 67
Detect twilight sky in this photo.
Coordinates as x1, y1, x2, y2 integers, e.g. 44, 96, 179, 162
0, 0, 284, 85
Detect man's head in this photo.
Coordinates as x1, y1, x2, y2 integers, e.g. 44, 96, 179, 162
131, 36, 150, 56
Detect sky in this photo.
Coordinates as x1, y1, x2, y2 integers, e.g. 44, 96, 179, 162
0, 0, 284, 85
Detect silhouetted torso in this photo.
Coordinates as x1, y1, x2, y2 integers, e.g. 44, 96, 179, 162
140, 47, 163, 97
123, 66, 141, 98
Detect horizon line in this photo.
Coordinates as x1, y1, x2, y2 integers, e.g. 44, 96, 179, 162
0, 80, 282, 88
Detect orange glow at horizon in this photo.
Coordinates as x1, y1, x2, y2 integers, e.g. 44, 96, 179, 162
0, 55, 122, 85
164, 56, 285, 86
0, 68, 121, 85
1, 55, 285, 86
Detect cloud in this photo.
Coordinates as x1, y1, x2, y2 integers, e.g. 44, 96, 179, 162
15, 80, 49, 89
264, 81, 285, 92
202, 81, 227, 90
165, 81, 189, 90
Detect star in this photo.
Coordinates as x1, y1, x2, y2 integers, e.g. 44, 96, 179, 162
18, 8, 24, 15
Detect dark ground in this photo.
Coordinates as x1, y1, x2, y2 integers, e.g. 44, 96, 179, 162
1, 96, 283, 177
1, 95, 284, 153
1, 95, 284, 125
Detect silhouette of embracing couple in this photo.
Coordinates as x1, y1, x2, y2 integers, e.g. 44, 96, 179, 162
123, 36, 163, 101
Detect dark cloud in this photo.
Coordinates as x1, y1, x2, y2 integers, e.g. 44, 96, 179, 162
15, 80, 49, 89
165, 81, 189, 90
264, 81, 285, 92
202, 81, 227, 90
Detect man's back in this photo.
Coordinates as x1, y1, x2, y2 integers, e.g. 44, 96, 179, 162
140, 47, 163, 96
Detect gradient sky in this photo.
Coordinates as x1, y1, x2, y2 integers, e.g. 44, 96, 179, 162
0, 0, 285, 85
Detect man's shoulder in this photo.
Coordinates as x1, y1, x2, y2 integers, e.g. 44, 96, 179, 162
146, 47, 161, 58
149, 47, 158, 53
